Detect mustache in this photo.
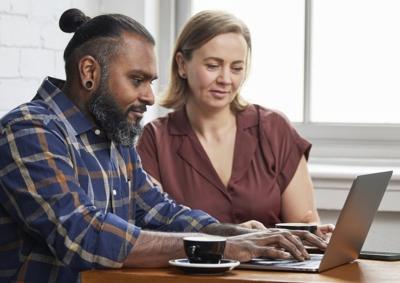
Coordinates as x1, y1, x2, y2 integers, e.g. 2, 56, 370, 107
127, 104, 147, 114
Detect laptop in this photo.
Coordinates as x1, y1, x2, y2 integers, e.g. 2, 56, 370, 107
239, 171, 393, 273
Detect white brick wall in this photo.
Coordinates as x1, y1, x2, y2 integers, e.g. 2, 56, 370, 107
0, 78, 40, 111
0, 47, 19, 77
9, 0, 30, 15
0, 0, 102, 115
0, 1, 11, 12
0, 15, 41, 47
20, 48, 57, 78
0, 0, 156, 119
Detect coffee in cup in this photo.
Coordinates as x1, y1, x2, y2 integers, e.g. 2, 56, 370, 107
183, 236, 226, 264
275, 222, 317, 233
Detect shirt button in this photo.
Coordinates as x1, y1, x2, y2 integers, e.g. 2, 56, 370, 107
94, 129, 101, 135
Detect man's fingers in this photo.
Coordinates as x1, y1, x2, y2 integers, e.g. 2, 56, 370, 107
260, 233, 309, 261
239, 230, 312, 260
291, 230, 328, 250
227, 229, 327, 263
259, 246, 292, 260
291, 234, 310, 259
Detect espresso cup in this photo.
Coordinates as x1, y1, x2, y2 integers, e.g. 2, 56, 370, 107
183, 236, 226, 264
275, 222, 317, 234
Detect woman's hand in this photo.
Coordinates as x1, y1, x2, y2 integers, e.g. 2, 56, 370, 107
299, 210, 335, 240
315, 223, 335, 241
239, 220, 267, 230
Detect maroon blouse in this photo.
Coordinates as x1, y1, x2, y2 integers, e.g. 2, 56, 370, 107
137, 104, 311, 227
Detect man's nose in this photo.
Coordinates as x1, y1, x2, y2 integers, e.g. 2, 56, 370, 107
140, 85, 155, 106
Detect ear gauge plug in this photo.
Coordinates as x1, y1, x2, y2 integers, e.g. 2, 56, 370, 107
84, 80, 94, 90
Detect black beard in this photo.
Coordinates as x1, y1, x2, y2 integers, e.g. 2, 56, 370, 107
88, 84, 142, 148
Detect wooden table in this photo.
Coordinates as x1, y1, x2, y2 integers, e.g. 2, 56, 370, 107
81, 259, 400, 283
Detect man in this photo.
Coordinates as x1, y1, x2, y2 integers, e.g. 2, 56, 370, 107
0, 9, 326, 283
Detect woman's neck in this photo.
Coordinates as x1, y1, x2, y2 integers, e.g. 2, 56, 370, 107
185, 101, 236, 141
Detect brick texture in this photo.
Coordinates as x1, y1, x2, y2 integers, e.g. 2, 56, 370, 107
0, 0, 101, 114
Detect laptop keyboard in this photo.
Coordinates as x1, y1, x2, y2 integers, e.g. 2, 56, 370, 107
248, 254, 323, 268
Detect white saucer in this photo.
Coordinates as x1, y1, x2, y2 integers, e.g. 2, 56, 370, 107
169, 258, 240, 275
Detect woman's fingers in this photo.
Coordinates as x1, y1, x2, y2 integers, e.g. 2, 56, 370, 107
239, 220, 267, 230
320, 224, 335, 234
315, 224, 335, 240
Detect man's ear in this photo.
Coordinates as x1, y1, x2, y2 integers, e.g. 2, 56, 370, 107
78, 55, 101, 91
175, 52, 187, 79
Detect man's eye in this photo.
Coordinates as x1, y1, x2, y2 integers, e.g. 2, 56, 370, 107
132, 78, 143, 86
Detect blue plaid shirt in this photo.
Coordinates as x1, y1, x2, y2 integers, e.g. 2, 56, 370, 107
0, 77, 217, 283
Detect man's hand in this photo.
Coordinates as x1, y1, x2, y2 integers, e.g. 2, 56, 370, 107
224, 229, 328, 262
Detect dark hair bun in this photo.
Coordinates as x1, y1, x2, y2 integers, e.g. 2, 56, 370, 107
59, 8, 90, 33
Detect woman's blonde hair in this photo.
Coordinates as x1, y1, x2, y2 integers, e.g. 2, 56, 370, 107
161, 10, 252, 111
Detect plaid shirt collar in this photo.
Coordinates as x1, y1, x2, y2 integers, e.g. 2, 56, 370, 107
36, 77, 95, 136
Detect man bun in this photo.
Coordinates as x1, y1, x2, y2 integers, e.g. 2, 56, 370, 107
61, 8, 155, 80
59, 8, 91, 33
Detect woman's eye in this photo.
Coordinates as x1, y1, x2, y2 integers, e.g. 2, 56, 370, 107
206, 64, 219, 70
232, 67, 244, 73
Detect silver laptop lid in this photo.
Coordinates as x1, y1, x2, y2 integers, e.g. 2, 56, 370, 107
319, 171, 392, 271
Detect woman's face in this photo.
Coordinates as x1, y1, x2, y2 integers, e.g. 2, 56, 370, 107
178, 32, 248, 112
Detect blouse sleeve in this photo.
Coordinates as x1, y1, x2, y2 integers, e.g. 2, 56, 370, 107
258, 106, 311, 192
136, 123, 162, 182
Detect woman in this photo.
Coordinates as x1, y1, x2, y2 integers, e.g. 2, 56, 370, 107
137, 10, 333, 236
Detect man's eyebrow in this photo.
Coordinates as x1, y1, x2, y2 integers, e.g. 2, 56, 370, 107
130, 70, 158, 80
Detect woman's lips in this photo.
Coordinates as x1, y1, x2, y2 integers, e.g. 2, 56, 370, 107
210, 90, 230, 99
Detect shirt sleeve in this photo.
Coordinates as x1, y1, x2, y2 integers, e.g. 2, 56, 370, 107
258, 106, 312, 192
130, 148, 218, 233
0, 118, 140, 270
